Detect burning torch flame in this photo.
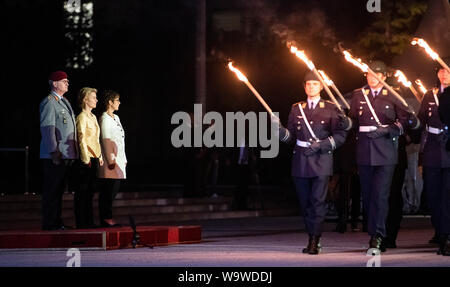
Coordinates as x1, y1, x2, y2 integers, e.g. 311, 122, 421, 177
415, 79, 428, 94
343, 50, 369, 73
228, 62, 248, 82
227, 62, 276, 116
411, 38, 438, 60
318, 70, 334, 86
290, 46, 315, 70
394, 70, 412, 88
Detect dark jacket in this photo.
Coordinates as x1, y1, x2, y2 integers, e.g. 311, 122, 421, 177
419, 87, 450, 168
349, 85, 410, 166
285, 99, 348, 177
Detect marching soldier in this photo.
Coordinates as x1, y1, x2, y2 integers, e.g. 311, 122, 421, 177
278, 71, 349, 255
348, 60, 419, 254
421, 58, 450, 256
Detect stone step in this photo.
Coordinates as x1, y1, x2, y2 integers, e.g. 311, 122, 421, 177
0, 196, 235, 211
0, 190, 184, 203
0, 208, 299, 231
0, 202, 232, 221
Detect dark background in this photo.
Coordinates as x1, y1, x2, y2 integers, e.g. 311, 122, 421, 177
0, 0, 422, 193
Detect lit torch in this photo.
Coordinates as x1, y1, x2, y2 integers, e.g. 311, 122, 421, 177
228, 62, 277, 119
342, 50, 410, 109
289, 45, 343, 111
415, 79, 428, 94
394, 70, 421, 103
318, 70, 350, 110
411, 38, 450, 73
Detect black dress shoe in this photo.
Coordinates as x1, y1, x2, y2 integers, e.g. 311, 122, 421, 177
367, 236, 386, 254
302, 236, 313, 253
308, 236, 321, 255
303, 236, 321, 255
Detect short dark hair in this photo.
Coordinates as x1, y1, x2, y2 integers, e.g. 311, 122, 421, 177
101, 90, 120, 112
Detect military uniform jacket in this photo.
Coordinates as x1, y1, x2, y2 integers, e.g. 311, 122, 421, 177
349, 85, 409, 166
40, 94, 78, 159
418, 88, 450, 168
286, 99, 348, 178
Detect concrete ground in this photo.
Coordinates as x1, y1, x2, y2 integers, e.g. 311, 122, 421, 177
0, 216, 448, 267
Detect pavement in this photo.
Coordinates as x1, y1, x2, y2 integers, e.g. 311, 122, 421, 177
0, 215, 448, 267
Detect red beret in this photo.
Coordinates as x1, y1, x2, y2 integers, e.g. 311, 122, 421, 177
49, 71, 68, 82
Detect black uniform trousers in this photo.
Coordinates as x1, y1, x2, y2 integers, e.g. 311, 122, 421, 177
336, 173, 361, 225
98, 178, 121, 222
74, 158, 99, 228
293, 176, 329, 236
42, 159, 74, 230
385, 163, 407, 241
358, 165, 396, 237
423, 167, 450, 236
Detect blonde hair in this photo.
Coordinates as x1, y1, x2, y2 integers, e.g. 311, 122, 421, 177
77, 87, 97, 109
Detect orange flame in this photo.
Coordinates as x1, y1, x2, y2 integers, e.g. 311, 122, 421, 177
318, 70, 334, 86
411, 38, 438, 60
415, 79, 428, 94
228, 62, 248, 82
290, 46, 315, 70
394, 70, 412, 88
343, 51, 369, 73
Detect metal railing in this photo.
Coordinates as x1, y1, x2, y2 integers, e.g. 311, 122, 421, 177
0, 146, 29, 195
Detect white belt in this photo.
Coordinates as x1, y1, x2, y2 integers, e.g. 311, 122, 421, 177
296, 140, 311, 147
427, 126, 444, 135
359, 126, 377, 133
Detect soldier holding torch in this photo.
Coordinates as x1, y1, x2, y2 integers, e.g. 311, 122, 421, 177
277, 71, 349, 255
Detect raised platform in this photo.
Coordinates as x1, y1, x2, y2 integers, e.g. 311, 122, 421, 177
0, 225, 201, 250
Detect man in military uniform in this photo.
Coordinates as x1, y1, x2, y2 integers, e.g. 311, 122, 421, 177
421, 58, 450, 256
348, 61, 419, 254
278, 71, 349, 254
40, 71, 78, 230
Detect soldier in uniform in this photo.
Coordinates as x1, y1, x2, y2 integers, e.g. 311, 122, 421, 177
40, 71, 78, 230
421, 58, 450, 256
348, 61, 419, 254
278, 71, 349, 254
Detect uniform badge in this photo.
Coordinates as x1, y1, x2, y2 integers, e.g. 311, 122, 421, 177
63, 118, 68, 124
319, 102, 325, 108
382, 90, 388, 96
359, 111, 363, 116
297, 116, 303, 119
428, 112, 432, 117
